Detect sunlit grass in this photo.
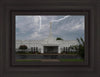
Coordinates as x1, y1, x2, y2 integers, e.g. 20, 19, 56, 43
60, 59, 84, 62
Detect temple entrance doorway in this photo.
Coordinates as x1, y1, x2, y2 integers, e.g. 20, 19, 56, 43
44, 46, 58, 54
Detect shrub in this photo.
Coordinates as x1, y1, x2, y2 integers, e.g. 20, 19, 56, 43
60, 51, 66, 54
16, 51, 27, 54
56, 37, 63, 40
19, 45, 28, 50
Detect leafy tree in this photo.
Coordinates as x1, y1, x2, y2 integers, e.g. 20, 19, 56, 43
56, 37, 63, 40
77, 37, 84, 59
69, 37, 84, 59
19, 45, 28, 50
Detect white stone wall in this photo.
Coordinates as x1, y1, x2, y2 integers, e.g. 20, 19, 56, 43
16, 40, 79, 53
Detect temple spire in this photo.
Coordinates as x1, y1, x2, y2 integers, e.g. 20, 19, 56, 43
49, 22, 52, 37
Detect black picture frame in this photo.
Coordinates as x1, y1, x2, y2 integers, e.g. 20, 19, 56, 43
0, 0, 99, 77
11, 10, 88, 67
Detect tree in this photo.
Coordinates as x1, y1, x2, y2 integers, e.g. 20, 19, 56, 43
19, 45, 28, 50
56, 37, 63, 40
69, 37, 84, 59
77, 37, 84, 59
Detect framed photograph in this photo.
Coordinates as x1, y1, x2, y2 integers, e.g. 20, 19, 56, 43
10, 11, 89, 66
0, 0, 99, 77
15, 15, 85, 62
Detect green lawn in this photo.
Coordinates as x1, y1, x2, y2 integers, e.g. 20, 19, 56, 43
16, 59, 83, 62
16, 59, 41, 62
60, 59, 83, 62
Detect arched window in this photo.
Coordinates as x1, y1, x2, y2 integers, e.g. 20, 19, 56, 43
66, 47, 67, 52
63, 47, 65, 51
33, 47, 35, 52
39, 48, 41, 52
31, 47, 33, 51
36, 47, 38, 51
60, 48, 62, 52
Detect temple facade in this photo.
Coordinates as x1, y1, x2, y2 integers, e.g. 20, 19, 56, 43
16, 22, 79, 53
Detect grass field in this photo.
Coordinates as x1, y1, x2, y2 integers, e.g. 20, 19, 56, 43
59, 59, 83, 62
16, 59, 41, 62
16, 59, 83, 62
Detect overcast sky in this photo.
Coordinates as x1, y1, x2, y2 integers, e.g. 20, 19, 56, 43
16, 15, 85, 40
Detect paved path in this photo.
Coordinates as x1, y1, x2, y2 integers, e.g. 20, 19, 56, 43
41, 59, 60, 62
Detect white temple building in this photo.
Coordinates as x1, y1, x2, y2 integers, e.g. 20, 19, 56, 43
16, 22, 79, 53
